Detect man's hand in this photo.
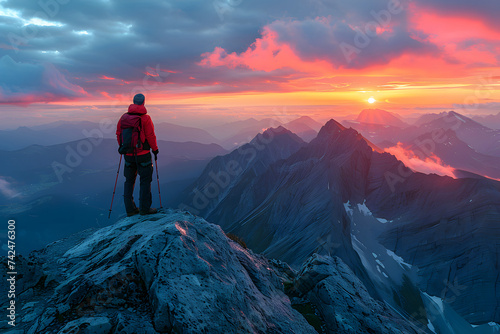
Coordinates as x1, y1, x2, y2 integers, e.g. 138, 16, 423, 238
153, 149, 159, 161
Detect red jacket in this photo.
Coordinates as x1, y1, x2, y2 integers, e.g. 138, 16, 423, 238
116, 104, 158, 156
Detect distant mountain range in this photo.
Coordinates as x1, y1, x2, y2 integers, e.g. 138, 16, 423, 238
472, 112, 500, 129
0, 139, 227, 253
0, 116, 323, 151
154, 122, 219, 144
282, 116, 323, 142
0, 120, 221, 151
407, 129, 500, 180
344, 109, 500, 160
205, 116, 322, 148
417, 111, 500, 157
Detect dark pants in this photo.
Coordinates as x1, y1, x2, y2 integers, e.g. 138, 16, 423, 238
123, 153, 153, 213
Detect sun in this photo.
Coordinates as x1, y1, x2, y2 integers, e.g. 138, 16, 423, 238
368, 97, 376, 104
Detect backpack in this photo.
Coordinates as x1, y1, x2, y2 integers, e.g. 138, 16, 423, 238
118, 113, 151, 155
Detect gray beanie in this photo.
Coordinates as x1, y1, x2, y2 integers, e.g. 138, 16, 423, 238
133, 93, 145, 105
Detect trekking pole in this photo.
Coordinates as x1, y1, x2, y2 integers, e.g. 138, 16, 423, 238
108, 155, 122, 219
155, 158, 163, 208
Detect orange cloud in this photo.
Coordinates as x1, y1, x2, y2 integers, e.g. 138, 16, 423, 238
99, 75, 116, 80
385, 142, 456, 178
409, 7, 500, 67
199, 26, 333, 74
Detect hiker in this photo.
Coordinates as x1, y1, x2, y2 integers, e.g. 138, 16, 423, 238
116, 93, 159, 216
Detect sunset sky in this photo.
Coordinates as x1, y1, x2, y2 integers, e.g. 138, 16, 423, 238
0, 0, 499, 128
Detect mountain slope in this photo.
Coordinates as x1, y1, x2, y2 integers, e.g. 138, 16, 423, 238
181, 120, 385, 303
418, 111, 500, 156
407, 129, 500, 179
179, 118, 500, 326
177, 126, 305, 216
412, 112, 448, 127
365, 154, 500, 325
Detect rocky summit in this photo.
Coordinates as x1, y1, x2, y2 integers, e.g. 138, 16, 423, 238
0, 210, 423, 333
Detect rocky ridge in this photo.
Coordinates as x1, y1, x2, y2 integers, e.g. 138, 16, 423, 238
0, 210, 422, 333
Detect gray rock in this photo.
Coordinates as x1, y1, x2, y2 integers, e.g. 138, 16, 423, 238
12, 211, 316, 334
112, 312, 160, 334
58, 316, 112, 334
28, 307, 56, 334
293, 254, 424, 334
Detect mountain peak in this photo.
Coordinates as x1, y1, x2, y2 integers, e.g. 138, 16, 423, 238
317, 119, 346, 137
266, 125, 287, 134
446, 110, 473, 124
439, 110, 488, 129
252, 125, 304, 145
313, 119, 382, 153
356, 109, 408, 128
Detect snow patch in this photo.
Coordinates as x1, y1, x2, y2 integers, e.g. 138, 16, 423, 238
427, 320, 436, 333
453, 113, 466, 123
426, 294, 445, 314
344, 201, 354, 217
375, 259, 386, 269
357, 201, 372, 216
345, 201, 391, 224
386, 249, 412, 269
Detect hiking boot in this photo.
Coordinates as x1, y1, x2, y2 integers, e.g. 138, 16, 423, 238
127, 208, 140, 217
140, 208, 158, 215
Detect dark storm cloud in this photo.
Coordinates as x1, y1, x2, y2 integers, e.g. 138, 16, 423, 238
0, 0, 488, 102
268, 17, 439, 68
199, 0, 440, 69
0, 0, 338, 100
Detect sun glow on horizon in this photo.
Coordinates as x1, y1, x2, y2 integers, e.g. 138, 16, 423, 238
368, 97, 376, 104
